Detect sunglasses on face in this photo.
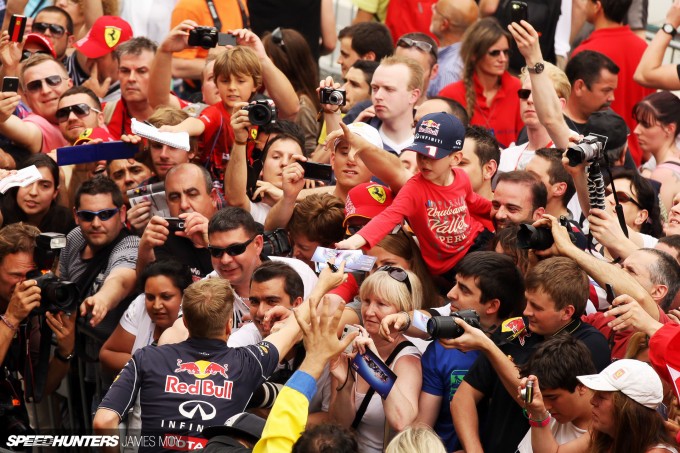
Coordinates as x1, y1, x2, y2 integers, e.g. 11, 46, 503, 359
518, 88, 531, 100
208, 235, 258, 258
488, 49, 510, 58
56, 103, 102, 123
271, 27, 285, 47
32, 22, 67, 38
76, 208, 119, 222
377, 265, 412, 295
397, 37, 437, 60
25, 75, 64, 93
21, 50, 50, 62
604, 188, 644, 210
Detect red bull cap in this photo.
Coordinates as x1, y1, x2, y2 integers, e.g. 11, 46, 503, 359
406, 112, 465, 159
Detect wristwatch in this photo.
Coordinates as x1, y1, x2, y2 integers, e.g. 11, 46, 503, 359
662, 23, 677, 37
54, 349, 74, 363
527, 62, 545, 74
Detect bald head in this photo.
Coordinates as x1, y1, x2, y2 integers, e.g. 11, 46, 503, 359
431, 0, 479, 44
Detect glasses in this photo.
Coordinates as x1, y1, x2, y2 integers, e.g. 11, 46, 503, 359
488, 49, 510, 58
76, 208, 119, 222
397, 37, 437, 61
208, 236, 258, 258
32, 22, 67, 38
55, 103, 101, 123
518, 88, 531, 100
604, 188, 644, 210
21, 50, 50, 62
377, 265, 412, 295
25, 75, 64, 93
271, 27, 285, 47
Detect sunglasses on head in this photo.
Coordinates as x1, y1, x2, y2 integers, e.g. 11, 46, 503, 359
397, 37, 437, 60
25, 75, 64, 93
208, 236, 258, 258
76, 208, 119, 222
488, 49, 510, 58
271, 27, 285, 47
377, 265, 412, 295
21, 50, 50, 62
518, 88, 531, 100
32, 22, 67, 38
56, 103, 101, 123
604, 188, 644, 210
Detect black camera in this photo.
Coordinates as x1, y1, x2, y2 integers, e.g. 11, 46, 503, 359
188, 26, 237, 49
319, 87, 346, 106
164, 217, 185, 233
29, 233, 79, 315
262, 229, 292, 257
566, 134, 605, 167
427, 309, 481, 339
242, 100, 277, 126
517, 216, 576, 250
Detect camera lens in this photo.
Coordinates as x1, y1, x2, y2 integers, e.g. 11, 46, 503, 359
427, 316, 464, 339
329, 91, 345, 105
248, 104, 273, 126
517, 224, 554, 250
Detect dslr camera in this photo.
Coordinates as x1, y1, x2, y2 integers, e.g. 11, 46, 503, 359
242, 100, 277, 126
188, 26, 236, 49
427, 309, 481, 339
517, 215, 576, 250
319, 87, 346, 106
29, 233, 78, 315
565, 134, 605, 167
262, 228, 292, 257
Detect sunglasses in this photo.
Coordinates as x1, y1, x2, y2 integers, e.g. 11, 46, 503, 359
76, 208, 119, 222
208, 236, 258, 258
56, 103, 101, 123
25, 75, 64, 93
518, 88, 531, 100
488, 49, 510, 58
272, 27, 285, 47
604, 188, 644, 210
397, 37, 437, 60
377, 265, 412, 295
32, 22, 67, 38
21, 50, 50, 62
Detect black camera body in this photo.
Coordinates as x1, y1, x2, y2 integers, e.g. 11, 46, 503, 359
517, 216, 576, 250
242, 100, 277, 126
29, 233, 79, 315
319, 87, 346, 106
164, 217, 185, 233
427, 309, 481, 339
187, 27, 237, 49
262, 229, 292, 257
566, 135, 605, 167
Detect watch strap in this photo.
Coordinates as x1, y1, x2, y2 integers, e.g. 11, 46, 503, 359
54, 349, 74, 362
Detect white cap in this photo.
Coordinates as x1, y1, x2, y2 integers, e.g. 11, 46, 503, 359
346, 122, 383, 149
577, 359, 663, 409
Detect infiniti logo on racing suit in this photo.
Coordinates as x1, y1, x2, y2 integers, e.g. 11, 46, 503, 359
178, 400, 217, 421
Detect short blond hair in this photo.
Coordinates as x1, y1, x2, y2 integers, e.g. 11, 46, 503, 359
359, 268, 423, 312
379, 55, 424, 93
182, 278, 234, 338
520, 62, 571, 100
386, 425, 446, 453
214, 46, 263, 90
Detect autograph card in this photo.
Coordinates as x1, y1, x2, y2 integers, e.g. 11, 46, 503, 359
351, 349, 397, 399
311, 247, 377, 272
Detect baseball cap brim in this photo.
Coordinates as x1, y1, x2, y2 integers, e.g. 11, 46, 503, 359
405, 142, 451, 160
74, 37, 112, 59
577, 373, 618, 392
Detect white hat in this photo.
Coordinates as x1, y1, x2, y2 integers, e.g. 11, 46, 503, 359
577, 359, 663, 409
346, 122, 383, 149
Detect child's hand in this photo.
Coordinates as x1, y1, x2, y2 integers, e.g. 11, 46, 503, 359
335, 234, 367, 250
229, 28, 267, 60
230, 104, 251, 144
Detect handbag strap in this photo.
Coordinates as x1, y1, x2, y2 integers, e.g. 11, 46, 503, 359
350, 340, 414, 429
205, 0, 250, 31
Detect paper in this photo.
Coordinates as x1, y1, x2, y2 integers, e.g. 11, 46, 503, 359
0, 165, 42, 194
131, 118, 190, 151
126, 181, 170, 217
311, 247, 377, 272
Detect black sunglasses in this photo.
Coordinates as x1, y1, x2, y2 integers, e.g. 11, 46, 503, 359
56, 103, 102, 123
397, 37, 437, 61
76, 208, 119, 222
518, 88, 531, 100
21, 50, 50, 62
32, 22, 67, 38
271, 27, 285, 47
377, 265, 412, 295
25, 75, 64, 93
208, 236, 258, 258
488, 49, 510, 57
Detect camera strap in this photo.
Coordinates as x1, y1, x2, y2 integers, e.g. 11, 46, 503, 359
23, 317, 53, 403
205, 0, 250, 32
350, 340, 413, 430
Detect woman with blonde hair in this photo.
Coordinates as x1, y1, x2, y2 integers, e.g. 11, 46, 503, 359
386, 425, 447, 453
439, 17, 523, 148
329, 267, 423, 453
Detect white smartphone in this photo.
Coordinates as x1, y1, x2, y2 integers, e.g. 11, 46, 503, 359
341, 324, 361, 354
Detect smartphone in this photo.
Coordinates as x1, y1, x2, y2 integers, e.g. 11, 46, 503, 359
164, 217, 185, 233
8, 14, 26, 43
2, 77, 19, 93
510, 1, 528, 23
218, 33, 238, 47
341, 325, 361, 354
300, 161, 333, 182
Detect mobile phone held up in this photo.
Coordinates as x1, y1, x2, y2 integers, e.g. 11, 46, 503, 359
510, 1, 528, 23
2, 77, 19, 93
8, 15, 27, 42
300, 161, 333, 183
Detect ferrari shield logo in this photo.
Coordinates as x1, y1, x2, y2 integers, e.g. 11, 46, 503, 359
104, 26, 122, 48
80, 128, 93, 139
368, 185, 386, 204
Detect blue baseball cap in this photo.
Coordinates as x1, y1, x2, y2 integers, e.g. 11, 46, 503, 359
406, 112, 465, 159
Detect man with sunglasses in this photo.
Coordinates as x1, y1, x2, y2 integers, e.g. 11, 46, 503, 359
0, 54, 72, 154
32, 6, 75, 62
394, 33, 439, 106
55, 86, 105, 144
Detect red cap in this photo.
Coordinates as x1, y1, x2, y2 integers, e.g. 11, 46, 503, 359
74, 127, 116, 145
343, 182, 393, 226
73, 16, 132, 59
24, 33, 56, 59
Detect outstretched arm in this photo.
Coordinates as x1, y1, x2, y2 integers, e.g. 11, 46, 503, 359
634, 0, 680, 90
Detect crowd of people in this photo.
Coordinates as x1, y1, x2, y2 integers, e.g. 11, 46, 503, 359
2, 0, 680, 451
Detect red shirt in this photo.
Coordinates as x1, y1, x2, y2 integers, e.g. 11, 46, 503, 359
439, 71, 523, 148
106, 95, 189, 140
198, 102, 235, 190
572, 26, 655, 166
